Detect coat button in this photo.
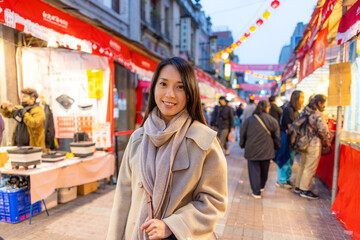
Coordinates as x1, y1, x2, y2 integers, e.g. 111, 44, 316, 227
138, 182, 143, 188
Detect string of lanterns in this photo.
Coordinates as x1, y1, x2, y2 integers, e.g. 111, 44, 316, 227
216, 0, 280, 61
244, 70, 282, 80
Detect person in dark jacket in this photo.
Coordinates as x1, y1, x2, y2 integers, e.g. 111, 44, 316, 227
240, 100, 280, 199
269, 95, 283, 121
275, 90, 304, 189
210, 96, 234, 156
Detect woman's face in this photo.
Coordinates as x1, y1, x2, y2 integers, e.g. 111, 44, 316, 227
154, 65, 187, 124
299, 92, 305, 106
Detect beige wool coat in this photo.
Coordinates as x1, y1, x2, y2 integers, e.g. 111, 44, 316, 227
107, 121, 228, 240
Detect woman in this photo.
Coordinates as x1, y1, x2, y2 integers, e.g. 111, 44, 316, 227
294, 94, 330, 199
107, 57, 228, 240
240, 100, 280, 199
275, 90, 304, 189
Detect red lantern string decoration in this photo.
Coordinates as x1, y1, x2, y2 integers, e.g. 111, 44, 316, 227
271, 0, 280, 9
244, 69, 282, 80
216, 0, 280, 58
256, 19, 264, 26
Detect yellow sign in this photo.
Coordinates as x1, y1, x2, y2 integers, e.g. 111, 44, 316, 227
87, 69, 103, 99
328, 62, 351, 106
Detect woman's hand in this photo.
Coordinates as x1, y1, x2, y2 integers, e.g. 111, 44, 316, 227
140, 219, 172, 240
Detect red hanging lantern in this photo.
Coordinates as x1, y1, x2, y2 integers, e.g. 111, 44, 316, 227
271, 0, 280, 9
236, 40, 241, 45
256, 19, 264, 26
244, 31, 250, 37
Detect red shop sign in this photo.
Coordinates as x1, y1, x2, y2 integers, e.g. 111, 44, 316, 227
0, 0, 132, 67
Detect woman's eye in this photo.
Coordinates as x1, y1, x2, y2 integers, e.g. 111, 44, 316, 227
159, 82, 166, 86
178, 85, 184, 89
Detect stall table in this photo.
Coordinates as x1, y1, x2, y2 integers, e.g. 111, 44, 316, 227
0, 151, 115, 204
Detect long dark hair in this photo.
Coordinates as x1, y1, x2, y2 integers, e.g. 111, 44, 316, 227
141, 57, 206, 126
308, 94, 327, 111
254, 100, 270, 115
290, 90, 303, 111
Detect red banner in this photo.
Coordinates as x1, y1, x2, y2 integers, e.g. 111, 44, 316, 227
131, 51, 158, 78
231, 63, 286, 72
331, 144, 360, 240
336, 0, 360, 45
299, 26, 328, 82
0, 0, 157, 73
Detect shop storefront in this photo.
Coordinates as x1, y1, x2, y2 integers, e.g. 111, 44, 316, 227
280, 0, 360, 238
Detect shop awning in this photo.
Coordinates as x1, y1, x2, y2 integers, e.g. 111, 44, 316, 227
131, 51, 158, 79
0, 0, 159, 75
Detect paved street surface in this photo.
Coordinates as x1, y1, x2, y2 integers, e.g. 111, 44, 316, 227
0, 142, 352, 240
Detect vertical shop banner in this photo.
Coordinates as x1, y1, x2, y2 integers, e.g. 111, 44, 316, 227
209, 36, 217, 63
336, 0, 360, 45
328, 62, 352, 106
180, 16, 191, 53
299, 46, 314, 82
20, 48, 110, 138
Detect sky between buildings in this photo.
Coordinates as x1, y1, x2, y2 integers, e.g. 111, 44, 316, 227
201, 0, 317, 66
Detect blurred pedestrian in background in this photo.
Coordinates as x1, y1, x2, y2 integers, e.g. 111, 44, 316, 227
269, 95, 283, 121
107, 57, 227, 240
294, 94, 330, 199
275, 90, 304, 189
1, 88, 45, 149
202, 102, 209, 125
241, 98, 256, 125
210, 96, 234, 156
240, 100, 280, 199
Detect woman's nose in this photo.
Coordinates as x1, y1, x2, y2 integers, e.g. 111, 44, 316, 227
166, 87, 175, 97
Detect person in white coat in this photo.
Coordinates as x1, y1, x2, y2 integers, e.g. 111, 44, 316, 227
107, 57, 228, 240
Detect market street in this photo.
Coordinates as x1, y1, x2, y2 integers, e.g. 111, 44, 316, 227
0, 142, 351, 240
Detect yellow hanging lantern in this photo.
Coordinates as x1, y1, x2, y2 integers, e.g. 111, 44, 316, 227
240, 36, 247, 42
226, 48, 232, 53
250, 26, 256, 32
231, 43, 237, 49
263, 11, 271, 19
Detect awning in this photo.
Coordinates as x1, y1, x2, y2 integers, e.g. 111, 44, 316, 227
0, 0, 159, 75
131, 51, 158, 79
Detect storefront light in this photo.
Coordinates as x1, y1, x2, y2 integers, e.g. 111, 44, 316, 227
47, 37, 58, 48
221, 52, 229, 60
259, 80, 264, 85
292, 79, 298, 85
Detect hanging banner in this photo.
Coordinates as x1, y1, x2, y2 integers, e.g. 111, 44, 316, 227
313, 26, 328, 70
131, 51, 158, 79
319, 0, 337, 29
336, 0, 360, 45
238, 82, 276, 92
328, 62, 352, 106
231, 63, 286, 72
0, 0, 157, 75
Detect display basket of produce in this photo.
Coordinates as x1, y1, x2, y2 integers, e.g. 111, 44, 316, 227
0, 188, 41, 223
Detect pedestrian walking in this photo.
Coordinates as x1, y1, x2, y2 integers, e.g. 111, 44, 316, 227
1, 88, 46, 149
202, 102, 209, 125
294, 94, 330, 199
275, 90, 304, 189
240, 98, 256, 124
240, 100, 280, 198
210, 96, 234, 156
269, 95, 283, 121
107, 57, 228, 240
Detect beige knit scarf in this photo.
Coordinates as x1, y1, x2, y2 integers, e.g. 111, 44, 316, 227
132, 107, 192, 240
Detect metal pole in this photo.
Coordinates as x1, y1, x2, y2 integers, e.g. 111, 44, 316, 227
114, 134, 119, 179
331, 106, 342, 204
331, 5, 347, 205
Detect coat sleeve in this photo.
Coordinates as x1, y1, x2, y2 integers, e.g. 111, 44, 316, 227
272, 119, 281, 150
162, 140, 228, 240
239, 118, 249, 148
23, 107, 45, 129
1, 107, 14, 119
106, 136, 133, 240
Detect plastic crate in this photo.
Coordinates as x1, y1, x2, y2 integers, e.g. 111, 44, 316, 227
0, 188, 41, 223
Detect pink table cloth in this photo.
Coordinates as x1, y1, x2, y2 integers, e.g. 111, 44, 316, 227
1, 152, 115, 203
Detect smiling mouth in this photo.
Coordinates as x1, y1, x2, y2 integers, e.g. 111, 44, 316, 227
163, 101, 176, 106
